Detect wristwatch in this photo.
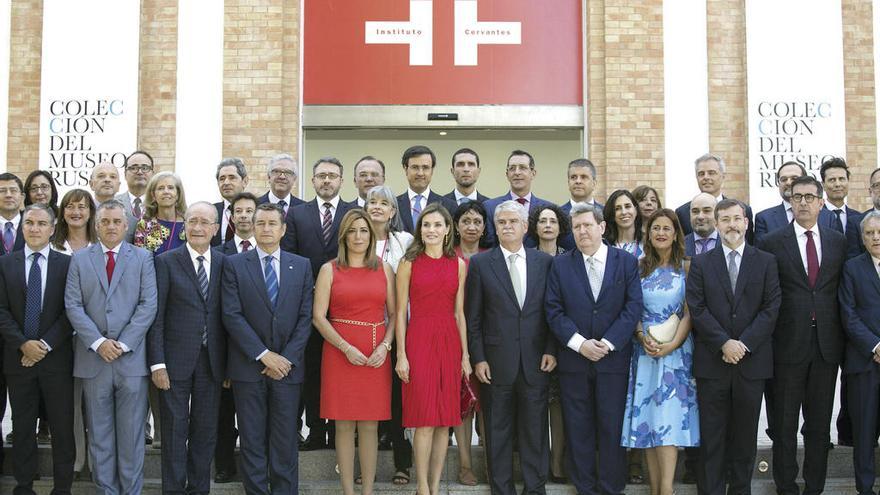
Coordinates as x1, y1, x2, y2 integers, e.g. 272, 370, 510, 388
381, 341, 392, 352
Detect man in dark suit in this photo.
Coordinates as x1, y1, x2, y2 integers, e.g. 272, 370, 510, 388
214, 191, 259, 483
211, 158, 250, 247
149, 202, 227, 494
396, 145, 457, 233
687, 198, 781, 494
683, 192, 718, 258
839, 211, 880, 495
222, 202, 313, 495
0, 172, 24, 469
559, 158, 603, 251
115, 150, 154, 243
0, 204, 75, 495
284, 157, 355, 449
675, 153, 754, 244
466, 200, 556, 495
484, 150, 555, 248
754, 161, 835, 244
758, 176, 847, 495
545, 203, 642, 495
256, 153, 304, 217
444, 147, 489, 206
352, 156, 386, 208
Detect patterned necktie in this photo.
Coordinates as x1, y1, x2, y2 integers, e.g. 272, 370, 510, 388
805, 230, 819, 288
225, 205, 235, 242
196, 255, 209, 345
831, 210, 844, 233
727, 250, 739, 292
278, 200, 288, 219
263, 255, 278, 308
587, 256, 601, 301
132, 197, 143, 219
240, 239, 251, 252
24, 252, 42, 339
411, 194, 423, 227
106, 250, 116, 283
3, 222, 13, 252
697, 238, 709, 255
507, 253, 524, 308
321, 202, 333, 244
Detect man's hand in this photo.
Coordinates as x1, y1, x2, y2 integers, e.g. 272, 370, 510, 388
474, 361, 492, 384
540, 354, 557, 372
259, 351, 291, 379
20, 340, 48, 363
97, 340, 123, 363
152, 369, 171, 390
721, 339, 747, 364
579, 339, 609, 362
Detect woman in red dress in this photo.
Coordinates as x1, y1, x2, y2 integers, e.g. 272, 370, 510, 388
313, 209, 397, 495
395, 202, 471, 495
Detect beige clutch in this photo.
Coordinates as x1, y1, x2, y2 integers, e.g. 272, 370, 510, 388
646, 313, 680, 344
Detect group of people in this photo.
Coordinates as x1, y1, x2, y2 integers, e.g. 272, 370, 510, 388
0, 144, 878, 495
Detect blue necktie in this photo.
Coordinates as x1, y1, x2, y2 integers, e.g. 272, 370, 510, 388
264, 255, 278, 308
196, 256, 209, 346
412, 194, 423, 227
3, 222, 13, 253
24, 252, 42, 340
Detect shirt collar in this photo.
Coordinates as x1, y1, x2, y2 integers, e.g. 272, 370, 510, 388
499, 244, 527, 261
256, 246, 281, 261
715, 193, 724, 202
782, 200, 792, 212
721, 240, 745, 260
24, 243, 51, 260
793, 220, 820, 240
408, 188, 431, 202
357, 197, 366, 207
223, 199, 231, 211
825, 203, 847, 212
268, 191, 291, 205
510, 191, 533, 203
317, 196, 341, 209
695, 230, 719, 242
872, 255, 880, 272
234, 234, 255, 246
582, 242, 608, 264
454, 189, 477, 202
128, 192, 144, 204
570, 198, 594, 208
100, 242, 123, 255
186, 243, 211, 264
0, 212, 20, 228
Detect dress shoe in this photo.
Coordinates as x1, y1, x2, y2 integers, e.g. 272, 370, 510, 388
214, 470, 236, 483
145, 433, 153, 445
36, 430, 51, 445
299, 435, 327, 451
378, 433, 392, 451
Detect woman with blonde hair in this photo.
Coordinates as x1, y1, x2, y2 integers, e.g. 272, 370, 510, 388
134, 171, 187, 255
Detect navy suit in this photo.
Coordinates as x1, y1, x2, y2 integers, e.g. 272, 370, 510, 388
0, 249, 74, 494
754, 203, 835, 244
149, 246, 227, 494
0, 219, 25, 255
545, 246, 642, 495
558, 201, 603, 251
687, 244, 781, 494
484, 194, 555, 248
396, 190, 457, 233
823, 205, 864, 259
210, 202, 227, 247
839, 253, 880, 494
676, 199, 754, 244
222, 249, 313, 495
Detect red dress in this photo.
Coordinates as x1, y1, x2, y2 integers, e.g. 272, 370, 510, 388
402, 254, 462, 427
320, 263, 391, 421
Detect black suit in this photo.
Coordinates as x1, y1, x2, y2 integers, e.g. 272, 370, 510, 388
209, 202, 229, 247
0, 216, 22, 474
676, 198, 755, 245
149, 246, 227, 494
758, 224, 846, 495
687, 244, 781, 494
396, 191, 457, 233
0, 249, 74, 494
466, 248, 556, 494
283, 198, 355, 441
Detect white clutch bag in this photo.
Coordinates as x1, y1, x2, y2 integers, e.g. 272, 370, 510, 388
646, 313, 680, 344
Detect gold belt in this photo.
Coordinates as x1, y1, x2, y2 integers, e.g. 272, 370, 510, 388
330, 318, 384, 350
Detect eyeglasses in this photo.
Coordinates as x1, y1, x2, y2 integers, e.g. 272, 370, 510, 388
126, 165, 153, 173
314, 173, 341, 181
791, 193, 819, 203
28, 184, 51, 192
270, 169, 296, 177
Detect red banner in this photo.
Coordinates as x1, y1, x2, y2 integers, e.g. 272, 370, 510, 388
304, 0, 583, 105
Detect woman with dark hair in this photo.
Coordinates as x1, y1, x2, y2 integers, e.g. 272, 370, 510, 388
604, 189, 643, 259
24, 170, 59, 214
621, 209, 699, 495
633, 185, 662, 235
396, 202, 470, 495
313, 209, 397, 495
134, 172, 187, 255
526, 203, 571, 483
453, 201, 488, 259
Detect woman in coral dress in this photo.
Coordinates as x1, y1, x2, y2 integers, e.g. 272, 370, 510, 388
395, 202, 471, 495
313, 209, 397, 495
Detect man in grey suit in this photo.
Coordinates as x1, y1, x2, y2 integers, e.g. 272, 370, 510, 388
115, 150, 154, 243
65, 199, 158, 495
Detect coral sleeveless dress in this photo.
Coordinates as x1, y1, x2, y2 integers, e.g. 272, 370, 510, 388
402, 254, 462, 428
320, 263, 391, 421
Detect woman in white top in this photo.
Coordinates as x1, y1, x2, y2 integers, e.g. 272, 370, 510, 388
366, 185, 413, 273
50, 188, 96, 480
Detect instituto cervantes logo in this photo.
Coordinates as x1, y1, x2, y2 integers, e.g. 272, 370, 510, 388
365, 0, 522, 66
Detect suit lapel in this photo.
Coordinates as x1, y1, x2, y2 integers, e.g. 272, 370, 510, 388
596, 247, 616, 302
107, 243, 133, 296
89, 244, 110, 293
569, 249, 595, 302
209, 250, 223, 304
306, 200, 324, 246
522, 249, 540, 308
815, 227, 836, 288
781, 227, 809, 287
733, 245, 754, 304
175, 247, 204, 303
710, 247, 735, 303
862, 254, 880, 295
328, 202, 349, 246
399, 195, 413, 232
488, 248, 520, 309
276, 252, 296, 306
244, 250, 273, 311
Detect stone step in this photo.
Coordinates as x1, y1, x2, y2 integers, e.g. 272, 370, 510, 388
0, 477, 862, 494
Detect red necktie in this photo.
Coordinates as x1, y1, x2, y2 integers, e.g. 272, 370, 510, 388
516, 197, 527, 206
240, 239, 251, 252
106, 251, 116, 283
805, 230, 819, 288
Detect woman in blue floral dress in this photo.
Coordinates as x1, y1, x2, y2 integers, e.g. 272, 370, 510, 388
133, 171, 187, 256
621, 209, 699, 495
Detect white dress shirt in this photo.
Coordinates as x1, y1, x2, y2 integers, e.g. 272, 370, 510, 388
509, 191, 533, 207
793, 222, 822, 273
407, 188, 432, 206
91, 243, 130, 353
783, 200, 793, 223
268, 191, 294, 215
317, 196, 341, 224
24, 244, 51, 351
721, 240, 746, 281
826, 204, 848, 232
499, 245, 527, 301
233, 234, 256, 253
357, 197, 366, 207
566, 243, 616, 352
255, 246, 282, 361
569, 198, 596, 210
454, 189, 478, 204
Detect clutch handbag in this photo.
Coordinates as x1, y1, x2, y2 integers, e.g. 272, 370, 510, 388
646, 313, 680, 344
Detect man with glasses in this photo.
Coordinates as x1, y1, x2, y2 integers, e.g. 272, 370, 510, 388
444, 148, 488, 206
116, 150, 154, 242
353, 156, 386, 208
257, 153, 304, 218
754, 161, 834, 244
757, 176, 847, 495
484, 150, 555, 247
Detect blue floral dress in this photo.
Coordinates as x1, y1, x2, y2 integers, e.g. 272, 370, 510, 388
621, 265, 699, 448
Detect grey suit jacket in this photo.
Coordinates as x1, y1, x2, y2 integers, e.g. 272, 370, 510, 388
65, 241, 158, 379
114, 192, 140, 243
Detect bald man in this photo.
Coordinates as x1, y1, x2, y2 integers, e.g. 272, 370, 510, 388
685, 193, 719, 257
89, 162, 121, 205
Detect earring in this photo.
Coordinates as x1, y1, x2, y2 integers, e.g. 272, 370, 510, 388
444, 233, 449, 245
